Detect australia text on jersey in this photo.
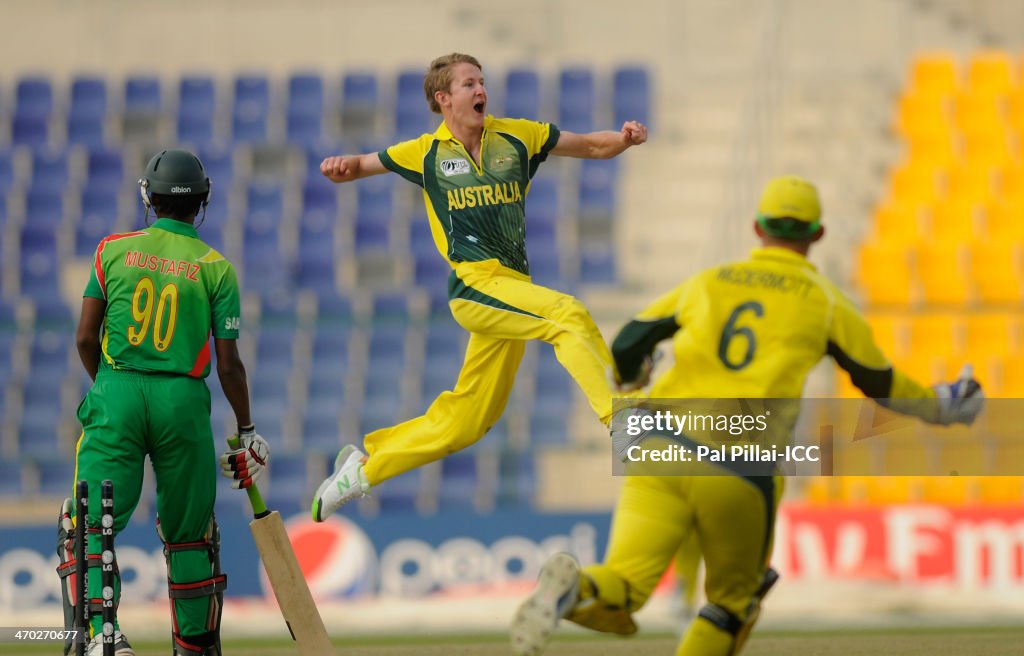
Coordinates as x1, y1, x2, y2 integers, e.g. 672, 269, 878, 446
446, 180, 523, 210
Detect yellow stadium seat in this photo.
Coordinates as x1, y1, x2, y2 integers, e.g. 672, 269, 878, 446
862, 476, 925, 503
856, 241, 915, 306
865, 313, 910, 358
895, 92, 953, 141
921, 475, 978, 504
871, 201, 921, 245
915, 241, 972, 305
801, 478, 838, 505
966, 50, 1016, 97
906, 313, 960, 358
977, 477, 1024, 504
888, 161, 940, 205
953, 91, 1006, 134
909, 52, 959, 97
996, 162, 1024, 202
892, 351, 948, 384
905, 129, 957, 169
963, 312, 1019, 359
943, 164, 996, 205
968, 239, 1023, 305
960, 127, 1014, 169
984, 198, 1024, 239
926, 198, 980, 242
1008, 89, 1024, 135
999, 353, 1024, 395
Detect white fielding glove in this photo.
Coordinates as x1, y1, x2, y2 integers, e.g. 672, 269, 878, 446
932, 364, 984, 426
219, 425, 270, 489
610, 407, 654, 462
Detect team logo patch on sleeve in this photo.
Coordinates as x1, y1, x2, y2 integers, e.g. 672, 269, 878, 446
440, 158, 472, 176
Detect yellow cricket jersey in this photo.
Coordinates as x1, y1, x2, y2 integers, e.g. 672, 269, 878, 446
613, 247, 936, 415
378, 115, 559, 277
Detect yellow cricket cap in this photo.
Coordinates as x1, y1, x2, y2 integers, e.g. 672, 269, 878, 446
756, 176, 822, 239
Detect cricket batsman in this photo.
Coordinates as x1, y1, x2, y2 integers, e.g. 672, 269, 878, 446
57, 149, 269, 655
511, 175, 985, 656
312, 53, 647, 520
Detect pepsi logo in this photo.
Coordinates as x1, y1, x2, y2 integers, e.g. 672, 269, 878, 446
268, 515, 377, 600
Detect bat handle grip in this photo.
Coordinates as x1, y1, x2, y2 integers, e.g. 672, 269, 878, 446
227, 435, 271, 518
245, 485, 271, 518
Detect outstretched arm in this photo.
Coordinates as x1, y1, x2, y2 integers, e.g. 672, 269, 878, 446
551, 120, 648, 159
320, 152, 388, 184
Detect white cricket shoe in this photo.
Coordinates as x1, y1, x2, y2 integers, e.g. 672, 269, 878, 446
510, 552, 581, 656
312, 445, 370, 522
86, 631, 135, 656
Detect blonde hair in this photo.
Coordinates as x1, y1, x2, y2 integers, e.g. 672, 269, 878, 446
424, 53, 482, 114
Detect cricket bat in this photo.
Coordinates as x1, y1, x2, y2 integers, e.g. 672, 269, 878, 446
231, 439, 335, 654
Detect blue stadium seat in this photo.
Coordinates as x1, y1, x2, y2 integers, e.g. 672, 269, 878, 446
302, 179, 338, 218
197, 220, 226, 255
20, 243, 60, 299
85, 148, 124, 190
375, 468, 423, 514
526, 176, 558, 242
24, 186, 65, 229
394, 69, 433, 139
371, 292, 411, 325
33, 297, 73, 328
30, 148, 70, 189
504, 68, 541, 120
578, 159, 618, 223
0, 149, 14, 194
296, 257, 336, 293
36, 458, 75, 496
414, 253, 450, 288
425, 324, 465, 360
259, 290, 302, 326
302, 401, 343, 454
69, 76, 108, 119
75, 189, 119, 256
177, 114, 215, 146
340, 71, 379, 134
257, 327, 296, 370
558, 68, 595, 134
232, 111, 267, 144
196, 146, 234, 186
0, 331, 15, 383
178, 75, 216, 118
613, 65, 652, 127
354, 177, 394, 241
419, 357, 462, 406
314, 292, 354, 324
247, 181, 284, 220
529, 412, 569, 445
231, 75, 270, 143
263, 454, 310, 513
0, 460, 24, 496
29, 330, 70, 379
498, 450, 536, 508
526, 240, 562, 289
579, 244, 617, 284
288, 73, 324, 114
124, 76, 162, 113
11, 114, 49, 147
438, 451, 480, 511
66, 114, 106, 147
286, 73, 325, 145
16, 76, 53, 116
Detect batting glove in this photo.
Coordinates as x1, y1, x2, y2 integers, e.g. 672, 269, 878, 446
932, 364, 984, 426
220, 425, 270, 489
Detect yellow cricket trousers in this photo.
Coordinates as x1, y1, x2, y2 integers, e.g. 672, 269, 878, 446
363, 259, 614, 484
587, 468, 783, 655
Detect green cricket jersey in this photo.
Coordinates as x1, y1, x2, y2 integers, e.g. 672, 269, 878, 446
83, 218, 241, 378
379, 115, 560, 275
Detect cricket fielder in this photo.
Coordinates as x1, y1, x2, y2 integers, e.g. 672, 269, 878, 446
57, 149, 270, 655
511, 176, 985, 656
312, 53, 648, 520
